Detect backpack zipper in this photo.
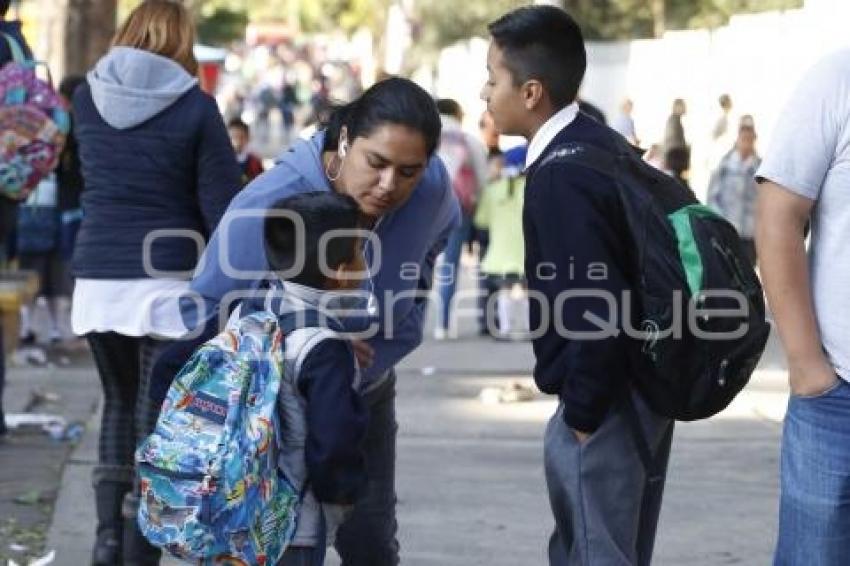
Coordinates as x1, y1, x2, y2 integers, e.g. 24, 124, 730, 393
138, 462, 209, 481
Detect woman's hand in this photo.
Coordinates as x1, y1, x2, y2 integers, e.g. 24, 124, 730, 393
351, 339, 375, 370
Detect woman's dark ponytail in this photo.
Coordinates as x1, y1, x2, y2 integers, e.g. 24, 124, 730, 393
323, 101, 357, 152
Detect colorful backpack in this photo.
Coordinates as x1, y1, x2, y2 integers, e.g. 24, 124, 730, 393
136, 309, 307, 565
0, 33, 70, 201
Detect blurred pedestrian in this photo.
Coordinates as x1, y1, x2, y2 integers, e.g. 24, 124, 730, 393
228, 117, 265, 186
712, 93, 733, 143
663, 98, 690, 179
756, 50, 850, 566
479, 110, 501, 161
71, 1, 241, 563
433, 98, 487, 339
279, 78, 298, 145
16, 75, 86, 346
16, 171, 64, 344
474, 111, 504, 335
0, 0, 34, 439
612, 98, 638, 145
707, 124, 760, 266
709, 93, 736, 170
56, 75, 86, 268
474, 145, 527, 339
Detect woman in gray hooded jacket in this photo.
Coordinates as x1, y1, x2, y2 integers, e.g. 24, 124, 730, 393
70, 2, 241, 564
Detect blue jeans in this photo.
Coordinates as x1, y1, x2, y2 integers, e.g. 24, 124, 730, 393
775, 378, 850, 565
435, 214, 472, 330
334, 372, 399, 565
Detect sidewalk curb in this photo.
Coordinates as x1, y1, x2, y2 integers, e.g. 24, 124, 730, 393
44, 400, 100, 566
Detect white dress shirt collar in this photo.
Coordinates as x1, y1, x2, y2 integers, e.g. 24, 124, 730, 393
525, 102, 580, 169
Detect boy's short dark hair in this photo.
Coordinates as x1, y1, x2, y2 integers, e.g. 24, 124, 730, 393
488, 6, 586, 109
436, 98, 462, 120
0, 0, 10, 18
228, 117, 250, 135
264, 192, 361, 289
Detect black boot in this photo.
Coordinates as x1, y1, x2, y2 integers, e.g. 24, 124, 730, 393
91, 480, 131, 566
122, 493, 162, 566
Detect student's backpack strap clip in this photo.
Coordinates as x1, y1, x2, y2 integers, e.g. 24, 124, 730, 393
1, 33, 26, 65
537, 142, 621, 178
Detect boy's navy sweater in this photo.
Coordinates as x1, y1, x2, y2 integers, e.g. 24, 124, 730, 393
524, 113, 636, 433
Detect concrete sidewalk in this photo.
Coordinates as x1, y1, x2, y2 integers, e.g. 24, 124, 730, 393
41, 331, 788, 566
0, 345, 99, 565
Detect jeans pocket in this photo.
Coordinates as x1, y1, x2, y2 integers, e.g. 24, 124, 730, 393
791, 377, 844, 400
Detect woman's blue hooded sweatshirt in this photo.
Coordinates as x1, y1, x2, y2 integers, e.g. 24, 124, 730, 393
189, 131, 460, 388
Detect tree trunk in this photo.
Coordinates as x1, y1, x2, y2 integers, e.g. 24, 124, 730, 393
63, 0, 118, 76
650, 0, 665, 38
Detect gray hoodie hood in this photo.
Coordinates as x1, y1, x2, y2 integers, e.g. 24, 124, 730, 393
87, 46, 198, 129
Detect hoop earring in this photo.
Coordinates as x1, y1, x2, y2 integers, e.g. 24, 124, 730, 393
326, 153, 345, 182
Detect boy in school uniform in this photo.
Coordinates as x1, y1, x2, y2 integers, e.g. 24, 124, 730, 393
482, 6, 674, 565
262, 191, 369, 565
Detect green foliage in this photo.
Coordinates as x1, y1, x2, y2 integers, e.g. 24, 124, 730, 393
669, 0, 803, 31
192, 0, 389, 35
414, 0, 528, 50
119, 0, 804, 47
197, 7, 249, 45
565, 0, 803, 40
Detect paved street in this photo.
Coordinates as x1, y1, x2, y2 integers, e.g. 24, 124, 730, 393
1, 280, 789, 565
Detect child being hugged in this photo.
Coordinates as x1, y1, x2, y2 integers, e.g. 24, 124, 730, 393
264, 191, 369, 565
139, 191, 368, 566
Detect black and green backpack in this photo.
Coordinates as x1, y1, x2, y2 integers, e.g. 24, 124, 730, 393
537, 135, 770, 421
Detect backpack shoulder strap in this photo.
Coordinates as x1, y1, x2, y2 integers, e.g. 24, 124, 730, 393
1, 33, 26, 64
278, 310, 323, 335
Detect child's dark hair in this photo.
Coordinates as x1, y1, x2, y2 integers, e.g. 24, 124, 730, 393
59, 75, 86, 101
228, 117, 250, 135
436, 98, 463, 121
0, 0, 10, 18
323, 77, 441, 157
264, 192, 361, 289
488, 6, 586, 109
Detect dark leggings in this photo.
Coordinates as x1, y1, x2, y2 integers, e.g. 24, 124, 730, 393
86, 333, 172, 482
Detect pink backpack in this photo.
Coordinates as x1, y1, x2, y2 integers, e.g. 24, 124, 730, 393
438, 129, 479, 215
0, 33, 69, 201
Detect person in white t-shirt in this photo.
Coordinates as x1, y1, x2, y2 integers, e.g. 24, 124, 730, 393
756, 49, 850, 564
